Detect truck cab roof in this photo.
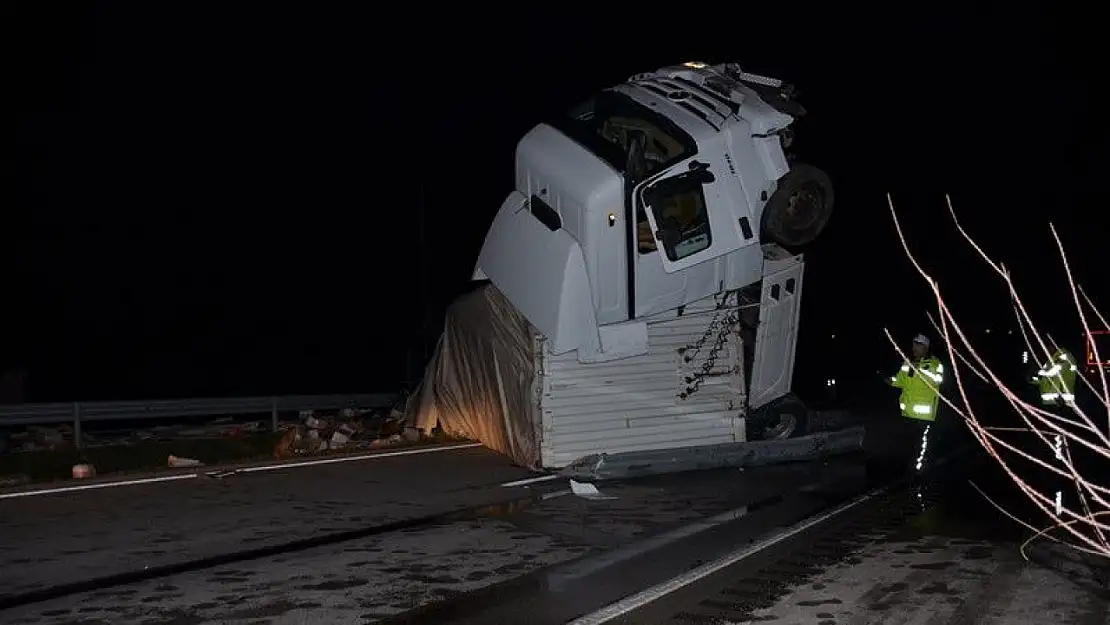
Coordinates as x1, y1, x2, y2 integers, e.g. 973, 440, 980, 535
547, 62, 798, 178
620, 62, 797, 139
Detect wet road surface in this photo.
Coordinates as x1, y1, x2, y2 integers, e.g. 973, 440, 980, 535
5, 411, 1106, 624
0, 454, 863, 623
616, 533, 1107, 624
591, 459, 1109, 625
0, 444, 535, 601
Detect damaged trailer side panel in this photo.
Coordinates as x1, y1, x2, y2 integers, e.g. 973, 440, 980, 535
406, 244, 804, 471
538, 295, 746, 469
405, 286, 747, 471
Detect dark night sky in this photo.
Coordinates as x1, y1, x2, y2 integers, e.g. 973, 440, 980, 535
11, 3, 1108, 402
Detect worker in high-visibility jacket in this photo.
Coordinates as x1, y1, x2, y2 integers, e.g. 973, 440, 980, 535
1031, 347, 1077, 406
887, 334, 944, 472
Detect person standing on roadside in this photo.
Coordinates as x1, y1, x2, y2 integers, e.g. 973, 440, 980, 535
886, 334, 945, 473
1030, 346, 1078, 407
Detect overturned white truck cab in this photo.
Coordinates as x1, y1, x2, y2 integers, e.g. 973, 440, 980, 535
408, 62, 835, 471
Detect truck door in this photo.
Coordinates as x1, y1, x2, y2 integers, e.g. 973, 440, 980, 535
634, 157, 751, 274
748, 248, 805, 410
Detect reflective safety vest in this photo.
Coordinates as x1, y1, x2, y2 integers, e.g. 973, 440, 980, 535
1032, 348, 1077, 405
891, 356, 944, 422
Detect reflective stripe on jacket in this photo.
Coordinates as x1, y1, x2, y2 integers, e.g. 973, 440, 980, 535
1032, 348, 1077, 405
891, 356, 943, 422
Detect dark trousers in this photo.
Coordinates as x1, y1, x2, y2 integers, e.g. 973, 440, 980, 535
906, 417, 933, 473
1042, 402, 1072, 516
867, 409, 950, 479
900, 410, 960, 475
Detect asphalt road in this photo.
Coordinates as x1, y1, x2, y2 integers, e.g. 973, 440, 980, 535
0, 444, 536, 602
6, 410, 1102, 625
591, 459, 1110, 625
0, 452, 864, 624
612, 530, 1108, 624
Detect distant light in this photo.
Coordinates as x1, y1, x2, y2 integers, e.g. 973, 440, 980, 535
830, 334, 836, 339
826, 378, 836, 387
683, 61, 708, 69
1008, 330, 1013, 335
985, 328, 991, 334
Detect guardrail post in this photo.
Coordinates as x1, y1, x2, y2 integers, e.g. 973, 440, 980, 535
73, 402, 82, 449
270, 398, 279, 433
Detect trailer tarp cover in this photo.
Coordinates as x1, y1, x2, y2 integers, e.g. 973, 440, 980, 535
405, 284, 541, 470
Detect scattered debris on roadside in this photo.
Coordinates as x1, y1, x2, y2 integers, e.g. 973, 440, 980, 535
271, 408, 409, 459
569, 479, 617, 501
0, 398, 438, 484
167, 455, 203, 468
0, 403, 411, 459
71, 463, 95, 479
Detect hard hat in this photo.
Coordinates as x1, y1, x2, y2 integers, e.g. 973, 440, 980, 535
913, 334, 930, 348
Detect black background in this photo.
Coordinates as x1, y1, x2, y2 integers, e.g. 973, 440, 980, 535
11, 3, 1107, 403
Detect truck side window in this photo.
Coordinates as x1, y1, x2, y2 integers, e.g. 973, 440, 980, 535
648, 185, 712, 261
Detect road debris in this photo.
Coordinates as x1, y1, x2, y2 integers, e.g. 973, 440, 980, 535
71, 463, 95, 479
271, 409, 408, 459
569, 479, 617, 501
0, 405, 403, 458
168, 455, 203, 468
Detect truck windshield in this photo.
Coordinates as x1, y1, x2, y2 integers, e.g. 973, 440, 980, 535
549, 91, 697, 185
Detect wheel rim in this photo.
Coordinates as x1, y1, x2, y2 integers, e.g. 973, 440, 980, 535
761, 413, 798, 440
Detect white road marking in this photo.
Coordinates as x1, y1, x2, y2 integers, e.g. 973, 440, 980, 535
0, 473, 199, 500
0, 442, 484, 500
500, 474, 561, 488
567, 449, 964, 625
566, 485, 889, 625
240, 442, 483, 473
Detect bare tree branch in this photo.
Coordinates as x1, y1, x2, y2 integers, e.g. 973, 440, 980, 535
886, 194, 1110, 559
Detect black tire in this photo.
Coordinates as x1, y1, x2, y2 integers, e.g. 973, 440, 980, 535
762, 163, 834, 248
748, 394, 809, 441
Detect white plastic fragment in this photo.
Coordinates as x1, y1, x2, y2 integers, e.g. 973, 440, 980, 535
569, 479, 617, 501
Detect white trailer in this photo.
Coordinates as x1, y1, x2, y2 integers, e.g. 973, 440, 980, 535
408, 62, 834, 471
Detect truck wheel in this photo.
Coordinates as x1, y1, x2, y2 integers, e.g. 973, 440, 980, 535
749, 395, 808, 441
762, 164, 834, 248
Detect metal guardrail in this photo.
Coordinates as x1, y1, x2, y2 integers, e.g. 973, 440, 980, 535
0, 393, 401, 447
